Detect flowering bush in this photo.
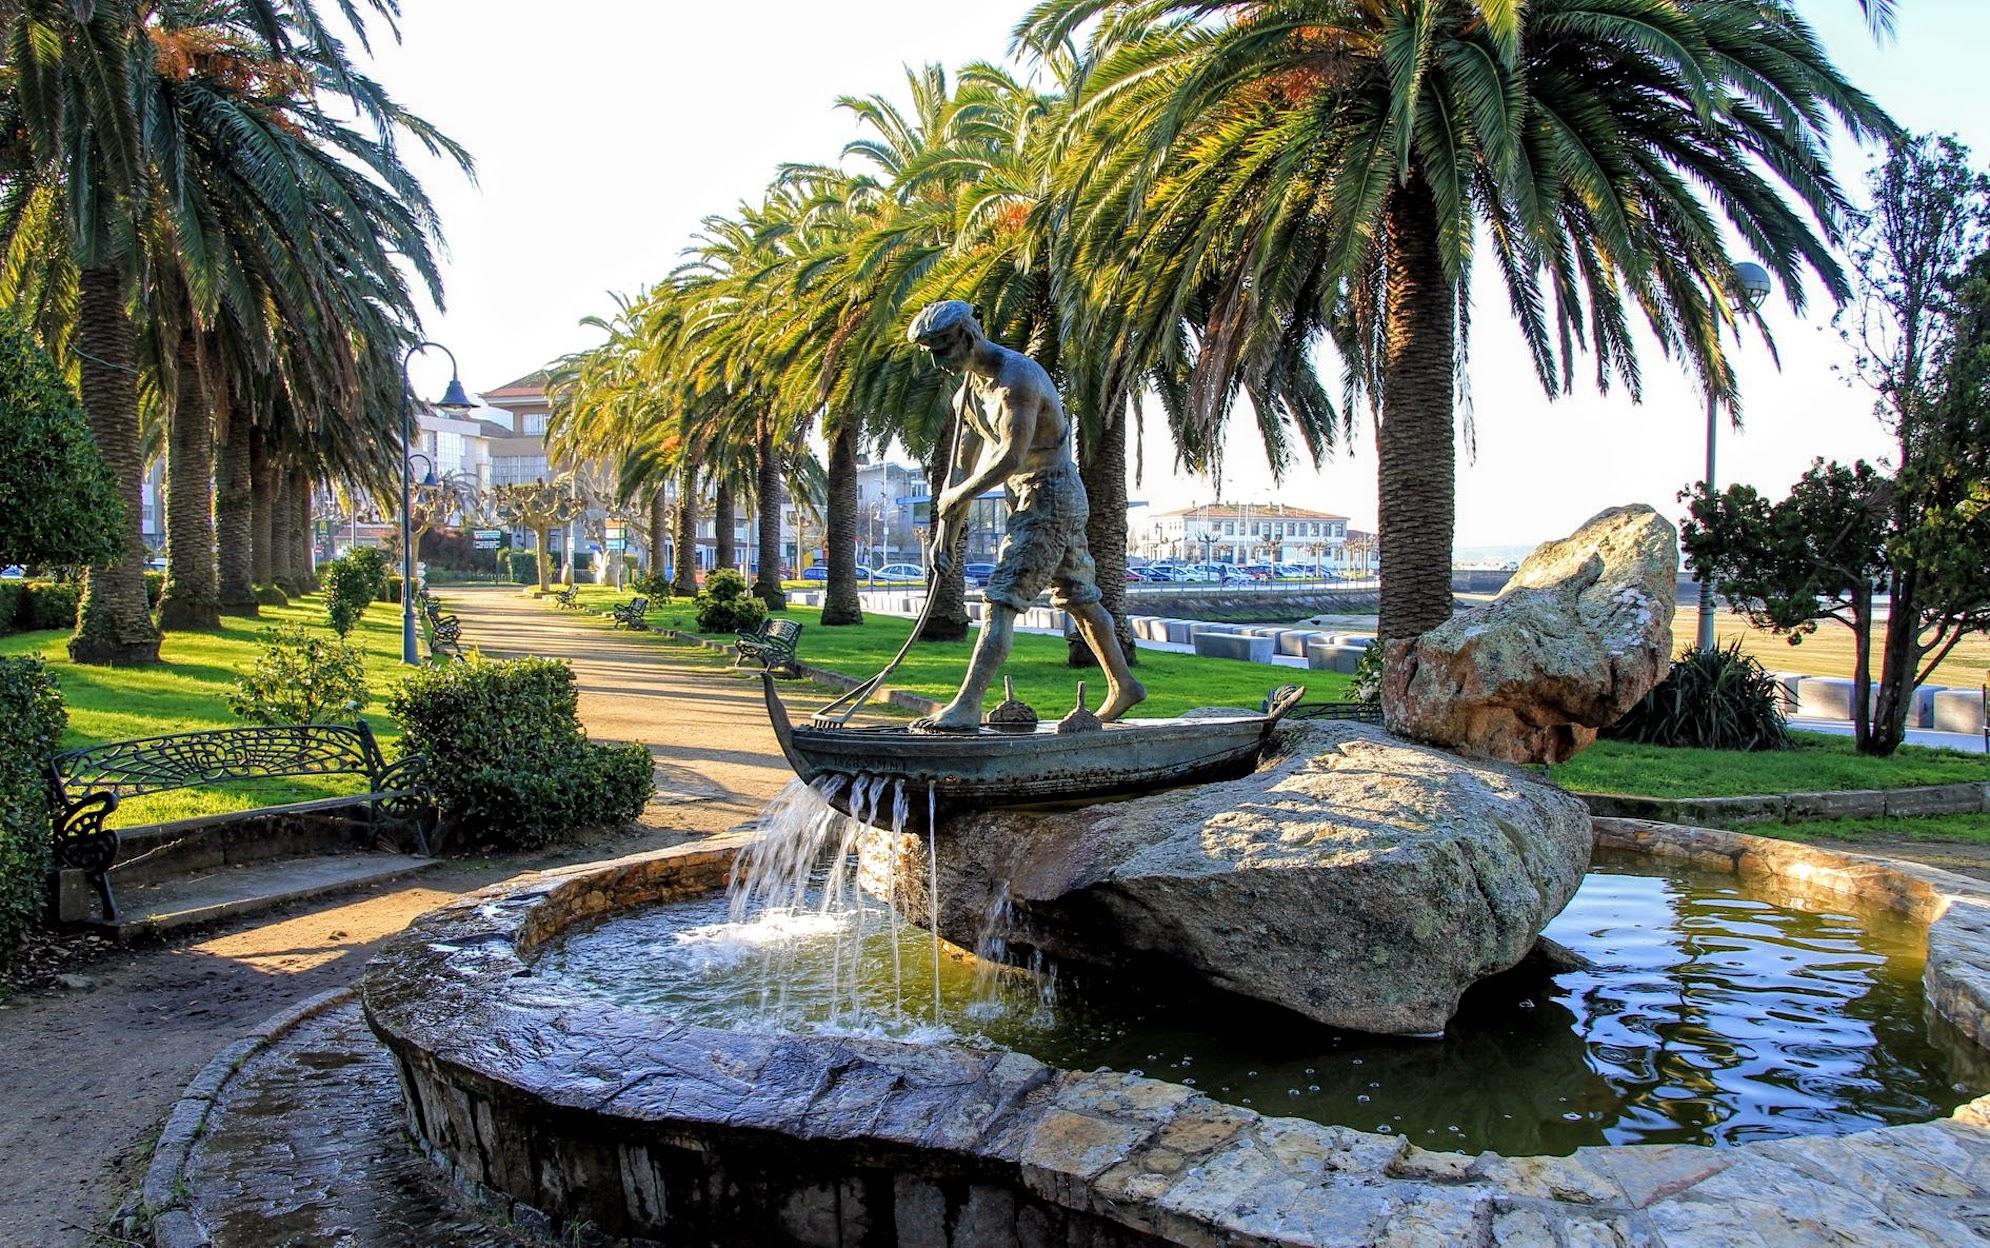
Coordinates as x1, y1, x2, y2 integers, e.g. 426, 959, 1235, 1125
227, 626, 369, 724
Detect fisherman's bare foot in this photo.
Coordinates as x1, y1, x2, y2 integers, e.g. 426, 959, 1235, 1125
1097, 679, 1148, 722
911, 701, 983, 733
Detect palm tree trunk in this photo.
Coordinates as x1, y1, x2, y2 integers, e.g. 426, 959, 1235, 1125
754, 418, 786, 610
157, 330, 221, 629
269, 467, 299, 593
918, 413, 970, 643
250, 429, 275, 587
713, 479, 737, 570
68, 264, 161, 666
213, 361, 257, 616
675, 464, 700, 589
648, 486, 669, 579
1071, 401, 1137, 667
291, 468, 316, 591
823, 419, 864, 625
1377, 169, 1457, 641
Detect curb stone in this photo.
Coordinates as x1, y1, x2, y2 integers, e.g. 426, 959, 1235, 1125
1577, 780, 1988, 826
140, 985, 356, 1248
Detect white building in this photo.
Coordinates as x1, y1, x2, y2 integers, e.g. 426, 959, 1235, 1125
1138, 502, 1365, 572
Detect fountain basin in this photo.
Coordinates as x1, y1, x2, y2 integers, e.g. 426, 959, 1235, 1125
362, 823, 1990, 1246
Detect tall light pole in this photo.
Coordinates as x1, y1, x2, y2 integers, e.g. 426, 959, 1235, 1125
400, 342, 474, 664
1696, 261, 1774, 651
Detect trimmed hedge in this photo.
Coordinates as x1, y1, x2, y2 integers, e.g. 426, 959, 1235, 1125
0, 656, 63, 956
506, 550, 539, 584
387, 656, 653, 849
695, 567, 766, 633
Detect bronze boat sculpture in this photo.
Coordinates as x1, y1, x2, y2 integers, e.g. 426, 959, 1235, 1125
760, 673, 1306, 820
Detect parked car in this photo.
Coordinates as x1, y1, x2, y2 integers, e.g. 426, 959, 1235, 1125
870, 562, 924, 583
1239, 563, 1277, 581
1276, 563, 1313, 579
964, 562, 996, 587
800, 565, 829, 582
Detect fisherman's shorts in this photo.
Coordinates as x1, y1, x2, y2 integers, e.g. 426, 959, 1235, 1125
985, 464, 1101, 612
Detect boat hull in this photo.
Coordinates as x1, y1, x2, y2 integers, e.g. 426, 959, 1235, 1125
760, 675, 1303, 821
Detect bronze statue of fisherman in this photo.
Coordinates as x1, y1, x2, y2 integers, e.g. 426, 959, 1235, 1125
907, 301, 1146, 732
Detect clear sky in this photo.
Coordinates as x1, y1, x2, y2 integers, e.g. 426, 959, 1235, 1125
365, 1, 1990, 553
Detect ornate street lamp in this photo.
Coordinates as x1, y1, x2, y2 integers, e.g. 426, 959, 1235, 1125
400, 343, 474, 663
1696, 261, 1773, 651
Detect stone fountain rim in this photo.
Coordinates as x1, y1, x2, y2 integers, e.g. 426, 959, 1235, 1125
360, 822, 1990, 1246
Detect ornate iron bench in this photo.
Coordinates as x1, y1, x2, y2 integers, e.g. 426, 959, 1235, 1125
609, 596, 650, 630
419, 592, 462, 657
49, 722, 433, 921
553, 584, 581, 609
736, 618, 805, 677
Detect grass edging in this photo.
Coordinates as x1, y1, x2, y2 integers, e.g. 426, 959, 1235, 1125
141, 984, 356, 1248
1578, 782, 1990, 826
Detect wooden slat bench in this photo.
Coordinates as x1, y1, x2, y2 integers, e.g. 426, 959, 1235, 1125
49, 722, 433, 921
735, 618, 805, 677
609, 596, 650, 630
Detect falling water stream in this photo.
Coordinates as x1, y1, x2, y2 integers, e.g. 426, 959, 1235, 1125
539, 785, 1990, 1156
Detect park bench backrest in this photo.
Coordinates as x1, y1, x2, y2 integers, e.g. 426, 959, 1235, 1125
1286, 701, 1384, 725
764, 619, 803, 648
50, 722, 391, 804
629, 597, 648, 613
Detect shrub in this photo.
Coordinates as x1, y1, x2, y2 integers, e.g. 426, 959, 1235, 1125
387, 656, 654, 849
227, 626, 369, 725
506, 550, 539, 584
0, 581, 22, 633
1603, 642, 1792, 752
19, 581, 78, 632
322, 552, 382, 637
343, 546, 391, 599
631, 570, 673, 601
695, 567, 766, 633
0, 309, 123, 569
254, 583, 289, 607
0, 656, 63, 957
1349, 641, 1385, 705
143, 570, 164, 609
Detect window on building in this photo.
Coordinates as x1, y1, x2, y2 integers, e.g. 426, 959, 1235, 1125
521, 412, 549, 436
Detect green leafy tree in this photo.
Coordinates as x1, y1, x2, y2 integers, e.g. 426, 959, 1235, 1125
0, 311, 122, 567
1683, 461, 1894, 751
1839, 135, 1990, 751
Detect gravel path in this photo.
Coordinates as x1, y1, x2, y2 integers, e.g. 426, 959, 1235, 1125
0, 585, 790, 1247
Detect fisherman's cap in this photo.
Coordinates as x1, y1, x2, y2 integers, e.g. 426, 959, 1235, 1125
907, 300, 980, 345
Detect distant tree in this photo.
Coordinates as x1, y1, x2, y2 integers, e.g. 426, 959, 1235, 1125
0, 312, 123, 568
1839, 136, 1990, 750
489, 478, 587, 593
1681, 462, 1891, 749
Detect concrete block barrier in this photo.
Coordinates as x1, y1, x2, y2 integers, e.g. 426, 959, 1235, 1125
1934, 688, 1987, 735
1162, 619, 1194, 645
1910, 685, 1944, 729
1306, 642, 1367, 674
1194, 632, 1276, 663
1277, 630, 1327, 658
1339, 635, 1374, 650
1770, 672, 1804, 712
1795, 677, 1855, 720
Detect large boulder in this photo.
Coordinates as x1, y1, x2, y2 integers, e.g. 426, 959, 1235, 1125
1383, 504, 1677, 763
856, 720, 1592, 1036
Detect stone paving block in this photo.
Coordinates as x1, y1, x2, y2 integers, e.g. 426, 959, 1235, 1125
1193, 632, 1275, 662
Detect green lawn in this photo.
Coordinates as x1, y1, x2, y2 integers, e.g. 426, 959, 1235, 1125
557, 584, 1347, 717
1739, 812, 1990, 848
1, 596, 417, 826
1550, 733, 1989, 798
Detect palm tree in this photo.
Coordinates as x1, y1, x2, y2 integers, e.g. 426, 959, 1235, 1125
1022, 0, 1894, 641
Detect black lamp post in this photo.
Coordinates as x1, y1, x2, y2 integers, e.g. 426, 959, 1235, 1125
1695, 261, 1773, 651
400, 342, 474, 664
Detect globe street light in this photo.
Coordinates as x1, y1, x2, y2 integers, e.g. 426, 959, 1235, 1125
1696, 261, 1773, 652
401, 342, 474, 663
